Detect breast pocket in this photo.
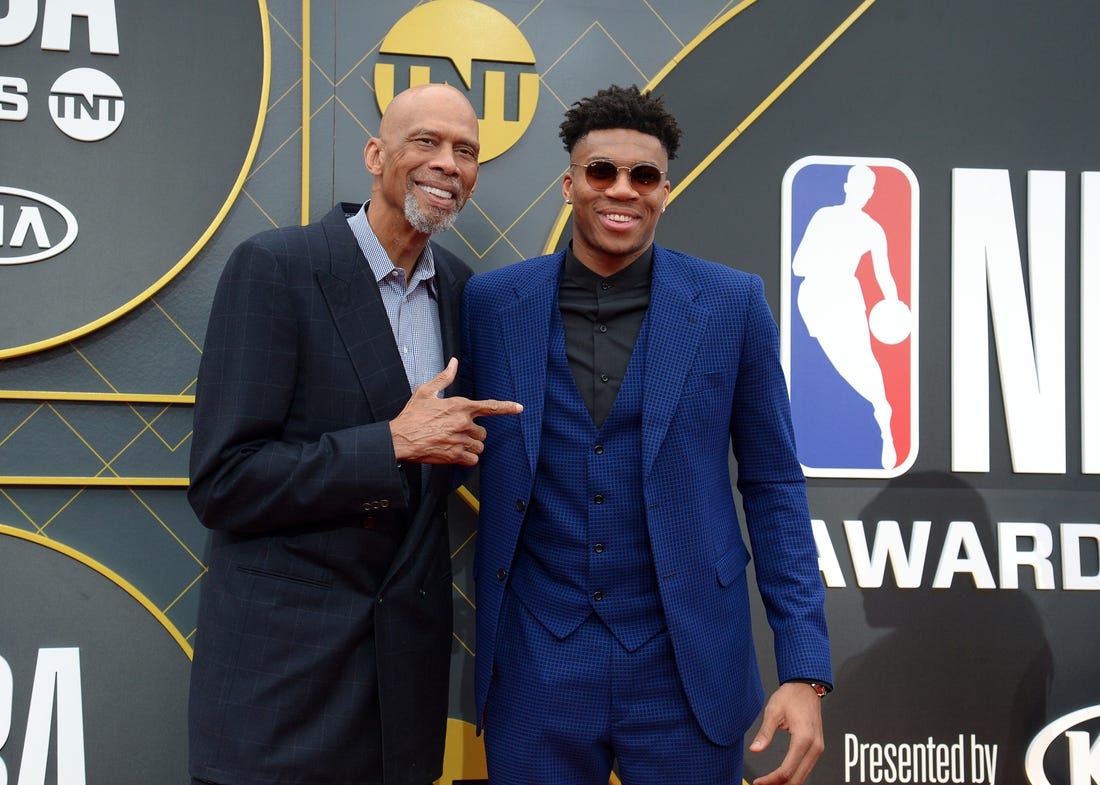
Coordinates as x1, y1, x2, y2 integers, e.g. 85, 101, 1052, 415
680, 370, 724, 401
715, 544, 751, 588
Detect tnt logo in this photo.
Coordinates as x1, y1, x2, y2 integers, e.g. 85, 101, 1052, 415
373, 0, 538, 162
781, 156, 919, 478
49, 67, 125, 141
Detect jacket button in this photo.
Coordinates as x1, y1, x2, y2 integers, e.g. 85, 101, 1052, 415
593, 590, 604, 601
593, 543, 605, 554
497, 568, 507, 580
594, 494, 604, 504
515, 499, 526, 512
593, 444, 604, 454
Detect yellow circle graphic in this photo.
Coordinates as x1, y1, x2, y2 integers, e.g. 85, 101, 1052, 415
374, 0, 538, 162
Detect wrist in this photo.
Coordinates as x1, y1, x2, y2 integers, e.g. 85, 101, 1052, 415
786, 679, 831, 698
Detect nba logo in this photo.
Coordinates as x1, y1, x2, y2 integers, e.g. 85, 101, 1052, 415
781, 156, 919, 478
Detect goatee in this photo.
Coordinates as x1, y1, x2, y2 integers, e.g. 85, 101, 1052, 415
405, 192, 458, 235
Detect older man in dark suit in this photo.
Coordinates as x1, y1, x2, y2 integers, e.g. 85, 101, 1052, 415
187, 83, 520, 785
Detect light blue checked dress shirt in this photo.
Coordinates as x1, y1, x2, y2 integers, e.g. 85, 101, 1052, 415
346, 202, 444, 392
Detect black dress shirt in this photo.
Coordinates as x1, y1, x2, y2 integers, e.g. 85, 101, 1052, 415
559, 246, 653, 428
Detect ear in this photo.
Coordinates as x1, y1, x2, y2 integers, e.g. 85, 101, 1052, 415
364, 138, 383, 176
562, 172, 573, 204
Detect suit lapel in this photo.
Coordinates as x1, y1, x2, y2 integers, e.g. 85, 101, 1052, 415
642, 247, 709, 477
316, 205, 411, 423
432, 245, 463, 381
501, 255, 561, 476
425, 244, 465, 498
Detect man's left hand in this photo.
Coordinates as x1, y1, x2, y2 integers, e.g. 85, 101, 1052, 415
748, 682, 825, 785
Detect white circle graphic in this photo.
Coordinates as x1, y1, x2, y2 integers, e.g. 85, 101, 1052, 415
48, 68, 125, 142
868, 299, 912, 345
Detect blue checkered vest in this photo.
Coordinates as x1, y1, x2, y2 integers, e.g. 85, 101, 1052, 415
509, 311, 664, 652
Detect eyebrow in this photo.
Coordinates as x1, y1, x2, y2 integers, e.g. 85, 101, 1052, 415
584, 156, 661, 167
408, 128, 479, 148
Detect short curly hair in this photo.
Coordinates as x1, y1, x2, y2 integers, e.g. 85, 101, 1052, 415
559, 84, 682, 160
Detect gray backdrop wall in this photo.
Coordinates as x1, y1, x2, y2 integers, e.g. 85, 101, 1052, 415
1, 2, 1097, 784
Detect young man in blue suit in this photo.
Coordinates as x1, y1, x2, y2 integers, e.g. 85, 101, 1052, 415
188, 84, 521, 785
463, 85, 831, 785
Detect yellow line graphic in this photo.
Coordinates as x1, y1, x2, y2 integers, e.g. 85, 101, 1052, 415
0, 477, 190, 487
0, 391, 194, 404
544, 0, 879, 252
0, 524, 193, 659
301, 0, 312, 225
671, 0, 878, 203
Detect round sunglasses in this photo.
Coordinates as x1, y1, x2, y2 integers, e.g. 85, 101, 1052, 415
570, 160, 666, 194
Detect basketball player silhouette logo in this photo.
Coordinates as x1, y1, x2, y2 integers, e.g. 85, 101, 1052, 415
781, 157, 919, 478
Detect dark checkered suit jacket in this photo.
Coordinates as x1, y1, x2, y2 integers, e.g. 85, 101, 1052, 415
462, 245, 831, 747
187, 204, 471, 785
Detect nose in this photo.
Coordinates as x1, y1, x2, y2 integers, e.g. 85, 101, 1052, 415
604, 167, 638, 198
431, 143, 460, 175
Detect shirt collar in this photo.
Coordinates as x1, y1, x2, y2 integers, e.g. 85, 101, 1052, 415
347, 201, 437, 290
564, 243, 654, 289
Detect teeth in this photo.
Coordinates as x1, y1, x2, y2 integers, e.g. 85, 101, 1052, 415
606, 213, 633, 223
420, 184, 453, 199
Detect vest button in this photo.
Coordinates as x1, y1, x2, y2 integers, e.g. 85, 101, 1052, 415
593, 590, 604, 601
515, 499, 526, 511
593, 444, 604, 454
497, 568, 508, 580
594, 494, 604, 504
593, 543, 605, 554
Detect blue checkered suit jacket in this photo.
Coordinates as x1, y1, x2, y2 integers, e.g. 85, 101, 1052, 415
188, 204, 471, 785
462, 245, 831, 746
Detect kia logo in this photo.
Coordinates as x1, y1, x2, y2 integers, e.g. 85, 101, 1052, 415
0, 186, 78, 265
1026, 704, 1100, 785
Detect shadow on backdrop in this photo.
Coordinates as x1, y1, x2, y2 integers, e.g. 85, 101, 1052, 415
818, 472, 1052, 785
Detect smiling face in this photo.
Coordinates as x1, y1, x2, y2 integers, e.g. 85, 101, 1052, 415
564, 127, 670, 276
365, 84, 480, 241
